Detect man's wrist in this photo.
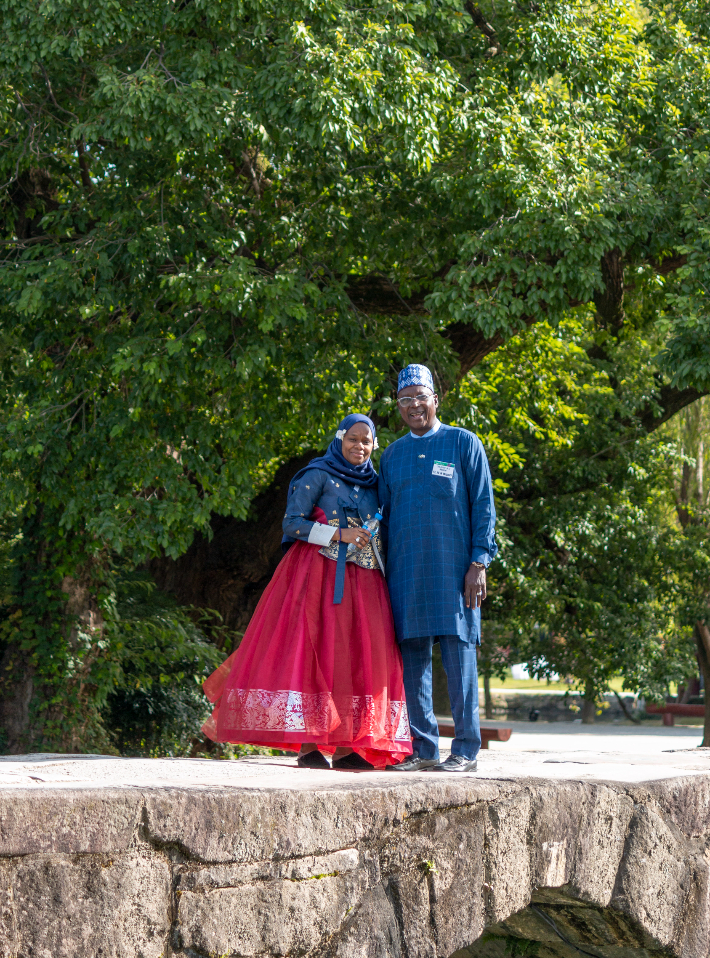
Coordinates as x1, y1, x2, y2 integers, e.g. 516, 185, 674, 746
470, 561, 486, 570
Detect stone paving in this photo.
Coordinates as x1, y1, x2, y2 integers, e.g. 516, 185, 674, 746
1, 742, 710, 790
444, 718, 705, 755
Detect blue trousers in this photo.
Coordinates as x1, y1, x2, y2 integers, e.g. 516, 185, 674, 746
399, 635, 481, 761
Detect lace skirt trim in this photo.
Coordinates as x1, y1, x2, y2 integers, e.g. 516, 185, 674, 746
223, 687, 411, 742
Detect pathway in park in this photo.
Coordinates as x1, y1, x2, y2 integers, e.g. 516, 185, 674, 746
438, 718, 706, 755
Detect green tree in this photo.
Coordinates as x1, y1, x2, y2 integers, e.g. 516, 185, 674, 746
445, 309, 698, 722
2, 0, 710, 750
0, 0, 458, 748
102, 572, 223, 757
663, 399, 710, 743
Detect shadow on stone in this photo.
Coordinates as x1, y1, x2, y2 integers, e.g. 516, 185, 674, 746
452, 887, 675, 958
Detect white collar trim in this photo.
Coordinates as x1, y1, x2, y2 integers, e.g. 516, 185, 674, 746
410, 419, 441, 439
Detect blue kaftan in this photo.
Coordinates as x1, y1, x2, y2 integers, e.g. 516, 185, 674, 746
378, 423, 497, 644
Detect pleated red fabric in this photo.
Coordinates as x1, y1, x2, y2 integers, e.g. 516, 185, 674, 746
202, 511, 412, 768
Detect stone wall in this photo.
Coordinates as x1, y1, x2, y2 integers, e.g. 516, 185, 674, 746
1, 753, 710, 957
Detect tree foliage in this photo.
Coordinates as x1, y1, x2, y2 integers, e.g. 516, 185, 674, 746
444, 305, 700, 710
1, 0, 710, 749
102, 572, 222, 756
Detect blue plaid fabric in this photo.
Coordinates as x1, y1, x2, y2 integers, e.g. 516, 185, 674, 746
379, 424, 497, 643
400, 635, 481, 760
397, 363, 435, 393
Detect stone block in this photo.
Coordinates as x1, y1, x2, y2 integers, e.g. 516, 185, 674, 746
0, 789, 143, 856
568, 784, 634, 905
333, 885, 402, 958
176, 848, 378, 956
666, 847, 710, 958
4, 850, 171, 958
484, 789, 532, 922
143, 779, 505, 863
0, 860, 18, 958
611, 804, 688, 948
628, 776, 710, 840
526, 782, 588, 889
380, 804, 487, 958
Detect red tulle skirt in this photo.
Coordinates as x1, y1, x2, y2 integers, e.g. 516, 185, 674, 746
202, 530, 412, 768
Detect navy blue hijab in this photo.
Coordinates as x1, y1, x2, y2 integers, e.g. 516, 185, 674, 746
281, 414, 378, 554
291, 413, 378, 489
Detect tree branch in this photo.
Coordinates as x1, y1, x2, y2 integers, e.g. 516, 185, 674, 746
76, 139, 93, 192
649, 253, 688, 276
638, 383, 707, 433
345, 274, 428, 315
444, 323, 507, 379
613, 688, 641, 724
465, 1, 503, 57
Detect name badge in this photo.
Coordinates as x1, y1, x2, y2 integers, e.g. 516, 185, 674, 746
432, 461, 455, 478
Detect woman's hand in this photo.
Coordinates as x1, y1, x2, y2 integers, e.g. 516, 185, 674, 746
339, 526, 371, 549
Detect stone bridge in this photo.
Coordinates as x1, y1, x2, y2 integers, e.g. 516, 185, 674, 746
1, 749, 710, 957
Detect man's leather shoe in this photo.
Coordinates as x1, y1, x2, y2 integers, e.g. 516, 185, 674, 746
429, 754, 478, 773
390, 753, 440, 772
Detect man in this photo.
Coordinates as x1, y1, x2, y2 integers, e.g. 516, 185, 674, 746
379, 364, 497, 772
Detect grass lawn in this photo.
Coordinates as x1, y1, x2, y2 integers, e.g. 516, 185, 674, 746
479, 672, 633, 695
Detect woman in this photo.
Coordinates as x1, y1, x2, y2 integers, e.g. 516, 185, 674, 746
202, 413, 412, 770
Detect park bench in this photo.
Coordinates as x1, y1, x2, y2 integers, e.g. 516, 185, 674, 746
645, 703, 704, 726
437, 721, 513, 748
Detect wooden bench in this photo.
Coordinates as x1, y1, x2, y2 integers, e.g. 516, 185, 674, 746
437, 722, 512, 748
645, 703, 704, 727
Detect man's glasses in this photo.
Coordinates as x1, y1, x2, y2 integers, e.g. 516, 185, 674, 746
397, 393, 433, 409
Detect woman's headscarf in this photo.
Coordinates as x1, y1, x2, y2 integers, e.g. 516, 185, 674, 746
281, 414, 378, 555
291, 413, 379, 489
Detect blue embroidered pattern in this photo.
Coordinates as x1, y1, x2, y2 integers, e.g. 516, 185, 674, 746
397, 363, 434, 393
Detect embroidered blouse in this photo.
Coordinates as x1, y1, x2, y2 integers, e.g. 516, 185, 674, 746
282, 468, 382, 568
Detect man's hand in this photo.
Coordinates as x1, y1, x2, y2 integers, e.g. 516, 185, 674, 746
464, 563, 487, 609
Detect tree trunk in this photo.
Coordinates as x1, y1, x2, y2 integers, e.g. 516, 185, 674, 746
0, 645, 35, 754
593, 248, 625, 332
697, 438, 704, 505
695, 622, 710, 748
484, 670, 493, 719
149, 451, 315, 635
582, 681, 596, 724
55, 571, 107, 752
0, 523, 109, 754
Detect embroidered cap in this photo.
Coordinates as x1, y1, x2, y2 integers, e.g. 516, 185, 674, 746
397, 363, 434, 395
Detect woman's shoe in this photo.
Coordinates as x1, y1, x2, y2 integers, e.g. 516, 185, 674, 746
297, 750, 331, 769
332, 752, 375, 771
